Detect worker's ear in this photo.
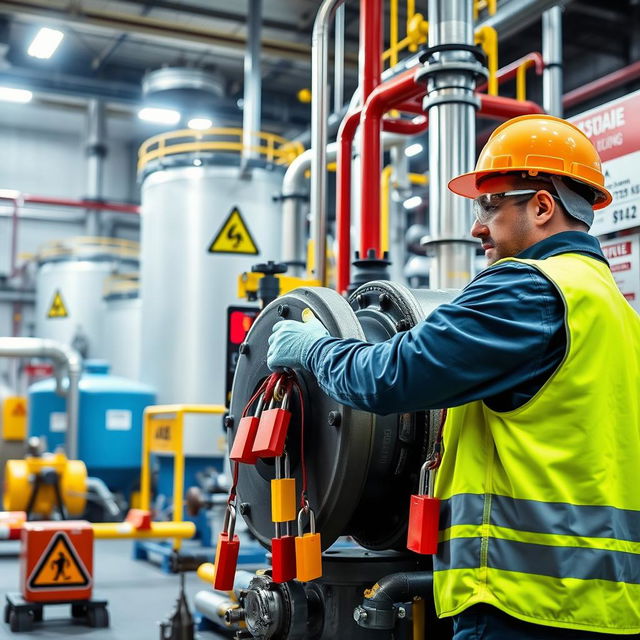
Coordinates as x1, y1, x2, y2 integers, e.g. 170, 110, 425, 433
531, 190, 555, 226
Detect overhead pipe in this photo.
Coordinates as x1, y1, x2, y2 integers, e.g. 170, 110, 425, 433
0, 193, 139, 214
310, 0, 347, 286
85, 98, 107, 236
242, 0, 262, 168
0, 338, 81, 458
334, 4, 346, 113
476, 51, 545, 95
542, 6, 563, 117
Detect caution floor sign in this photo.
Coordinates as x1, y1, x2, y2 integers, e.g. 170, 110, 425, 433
208, 207, 259, 255
27, 532, 91, 590
47, 290, 69, 319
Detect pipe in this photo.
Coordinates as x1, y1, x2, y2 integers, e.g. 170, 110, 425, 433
0, 338, 81, 458
86, 476, 121, 520
85, 98, 107, 236
477, 52, 545, 93
0, 193, 139, 214
242, 0, 262, 166
91, 520, 196, 539
359, 0, 383, 100
334, 4, 345, 113
310, 0, 346, 286
479, 93, 545, 119
563, 60, 640, 110
542, 6, 563, 117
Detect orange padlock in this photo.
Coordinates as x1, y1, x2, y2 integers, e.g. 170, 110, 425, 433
212, 504, 240, 591
407, 460, 440, 555
253, 386, 291, 458
295, 505, 322, 582
230, 394, 265, 464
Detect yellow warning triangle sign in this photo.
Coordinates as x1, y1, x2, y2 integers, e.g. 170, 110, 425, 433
28, 532, 91, 590
208, 207, 259, 255
47, 290, 69, 319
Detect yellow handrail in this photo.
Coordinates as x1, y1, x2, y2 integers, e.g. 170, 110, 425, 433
475, 25, 498, 96
138, 128, 304, 173
516, 58, 537, 101
383, 1, 428, 66
473, 0, 497, 20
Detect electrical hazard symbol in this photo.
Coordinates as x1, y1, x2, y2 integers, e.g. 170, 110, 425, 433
27, 532, 91, 590
11, 399, 25, 417
208, 207, 259, 255
47, 290, 69, 319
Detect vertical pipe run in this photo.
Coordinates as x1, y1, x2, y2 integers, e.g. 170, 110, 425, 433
334, 5, 345, 113
542, 6, 563, 117
311, 0, 346, 285
242, 0, 262, 164
424, 0, 479, 290
85, 99, 107, 237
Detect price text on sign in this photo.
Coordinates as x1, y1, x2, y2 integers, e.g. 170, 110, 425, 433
571, 91, 640, 236
150, 417, 179, 453
600, 234, 640, 314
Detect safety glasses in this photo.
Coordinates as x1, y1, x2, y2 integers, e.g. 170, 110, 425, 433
473, 189, 539, 224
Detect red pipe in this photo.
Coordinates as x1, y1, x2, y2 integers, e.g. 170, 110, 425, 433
563, 60, 640, 110
0, 194, 140, 215
359, 68, 425, 263
382, 116, 428, 135
478, 94, 545, 119
359, 0, 383, 100
477, 52, 545, 93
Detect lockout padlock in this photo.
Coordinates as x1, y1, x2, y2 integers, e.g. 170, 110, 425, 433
407, 460, 440, 555
271, 453, 297, 523
252, 382, 291, 458
212, 504, 240, 590
271, 522, 297, 584
230, 394, 264, 464
295, 505, 322, 582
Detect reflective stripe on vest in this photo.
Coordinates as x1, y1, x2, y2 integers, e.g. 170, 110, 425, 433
432, 253, 640, 634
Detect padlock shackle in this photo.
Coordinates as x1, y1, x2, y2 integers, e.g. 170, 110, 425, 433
223, 504, 237, 539
297, 504, 315, 537
255, 393, 265, 417
274, 452, 290, 481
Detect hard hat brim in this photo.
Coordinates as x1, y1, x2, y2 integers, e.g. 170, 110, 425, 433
448, 168, 613, 210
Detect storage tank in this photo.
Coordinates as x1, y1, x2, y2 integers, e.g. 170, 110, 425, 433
35, 238, 139, 359
28, 360, 156, 494
102, 274, 142, 381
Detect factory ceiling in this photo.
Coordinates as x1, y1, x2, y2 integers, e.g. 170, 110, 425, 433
0, 0, 638, 138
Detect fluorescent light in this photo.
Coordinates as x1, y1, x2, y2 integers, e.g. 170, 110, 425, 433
405, 143, 423, 158
27, 27, 64, 59
188, 117, 212, 130
0, 87, 33, 103
138, 107, 181, 125
403, 196, 423, 209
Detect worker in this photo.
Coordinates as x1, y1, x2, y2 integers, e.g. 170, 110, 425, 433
267, 114, 640, 639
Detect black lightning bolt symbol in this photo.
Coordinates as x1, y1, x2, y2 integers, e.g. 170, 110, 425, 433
227, 223, 243, 248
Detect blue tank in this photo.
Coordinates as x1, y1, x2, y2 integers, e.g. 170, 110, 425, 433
28, 360, 156, 493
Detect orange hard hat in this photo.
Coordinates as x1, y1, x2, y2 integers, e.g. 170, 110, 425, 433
448, 114, 612, 210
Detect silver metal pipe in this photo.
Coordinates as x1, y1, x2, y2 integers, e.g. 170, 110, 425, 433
389, 141, 409, 283
479, 0, 570, 40
242, 0, 262, 164
0, 338, 81, 458
542, 5, 563, 117
311, 0, 346, 285
86, 476, 121, 519
424, 0, 478, 290
334, 4, 345, 113
85, 99, 107, 236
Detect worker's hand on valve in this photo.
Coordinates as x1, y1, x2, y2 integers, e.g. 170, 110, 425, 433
267, 318, 329, 371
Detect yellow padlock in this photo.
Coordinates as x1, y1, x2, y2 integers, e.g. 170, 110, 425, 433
295, 505, 322, 582
271, 454, 297, 523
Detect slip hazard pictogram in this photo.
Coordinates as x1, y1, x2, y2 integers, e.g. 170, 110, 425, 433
27, 532, 91, 590
47, 290, 69, 319
208, 207, 259, 255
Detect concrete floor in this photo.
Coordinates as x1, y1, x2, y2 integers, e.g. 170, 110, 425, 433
0, 539, 231, 639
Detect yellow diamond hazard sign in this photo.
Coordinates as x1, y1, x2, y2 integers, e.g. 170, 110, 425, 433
28, 532, 91, 590
208, 207, 259, 255
47, 290, 69, 319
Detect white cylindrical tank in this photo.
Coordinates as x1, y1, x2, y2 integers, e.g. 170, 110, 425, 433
35, 238, 139, 360
139, 164, 283, 410
103, 275, 142, 381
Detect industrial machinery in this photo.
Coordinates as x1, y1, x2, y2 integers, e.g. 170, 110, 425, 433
222, 281, 455, 639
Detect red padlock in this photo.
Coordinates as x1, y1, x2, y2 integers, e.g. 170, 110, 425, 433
252, 388, 291, 458
271, 530, 297, 583
230, 395, 264, 464
212, 505, 240, 590
407, 461, 440, 555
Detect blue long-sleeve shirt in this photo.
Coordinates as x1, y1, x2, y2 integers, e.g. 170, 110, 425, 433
305, 231, 608, 414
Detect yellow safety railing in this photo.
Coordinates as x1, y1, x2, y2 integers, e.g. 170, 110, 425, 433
138, 128, 304, 173
37, 236, 139, 262
383, 0, 428, 67
381, 166, 429, 254
473, 0, 497, 20
516, 58, 538, 101
140, 404, 227, 550
475, 25, 498, 96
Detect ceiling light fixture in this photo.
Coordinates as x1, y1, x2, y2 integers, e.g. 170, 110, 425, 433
0, 87, 33, 103
405, 143, 423, 158
403, 196, 423, 209
188, 117, 213, 130
27, 27, 64, 59
138, 107, 181, 125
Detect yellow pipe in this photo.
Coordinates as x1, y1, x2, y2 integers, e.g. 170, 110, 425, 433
475, 26, 498, 96
381, 165, 393, 254
92, 521, 196, 539
407, 0, 415, 21
410, 173, 429, 186
516, 58, 536, 101
413, 597, 425, 640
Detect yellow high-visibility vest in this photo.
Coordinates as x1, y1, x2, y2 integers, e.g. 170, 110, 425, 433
434, 252, 640, 634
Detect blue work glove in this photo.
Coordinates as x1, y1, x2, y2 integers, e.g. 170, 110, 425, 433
267, 318, 329, 371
